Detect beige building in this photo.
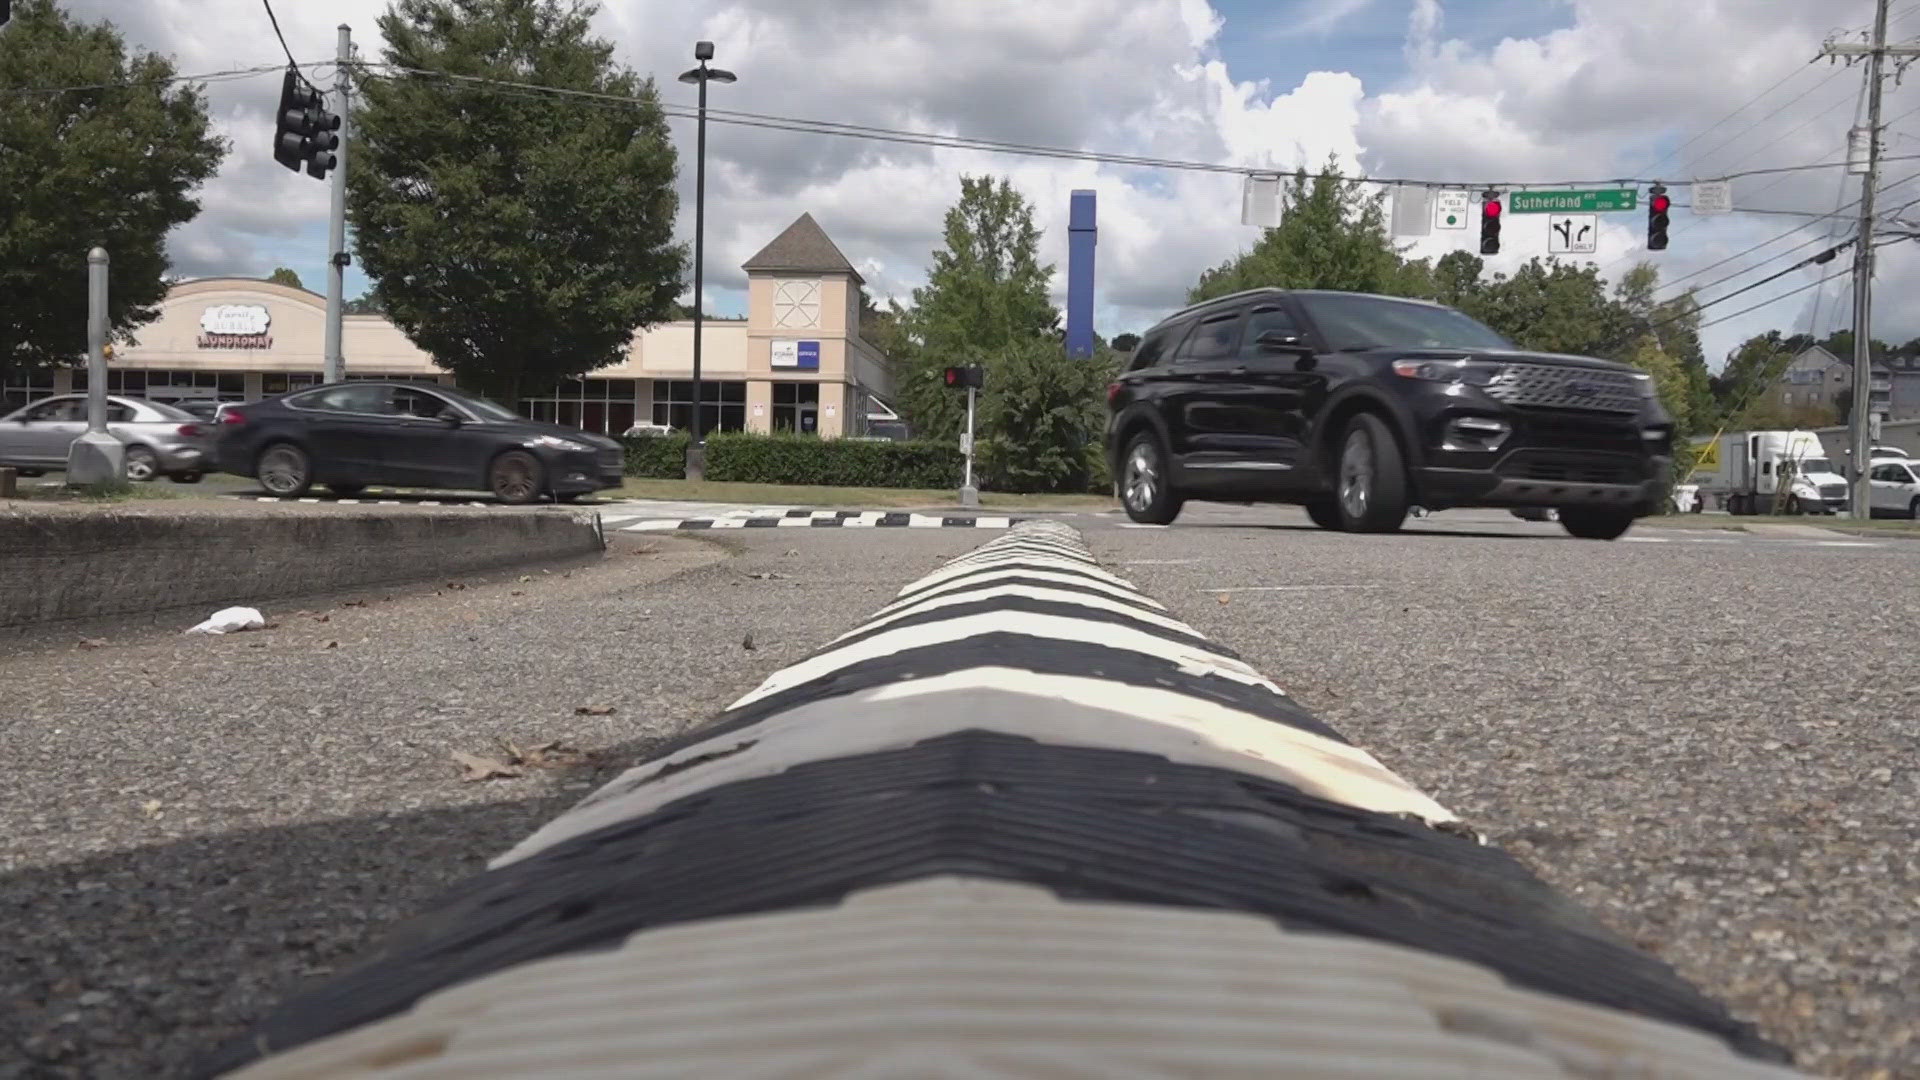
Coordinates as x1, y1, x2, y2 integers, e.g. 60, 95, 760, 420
15, 214, 899, 438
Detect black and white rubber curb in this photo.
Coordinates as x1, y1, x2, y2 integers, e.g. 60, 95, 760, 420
197, 521, 1801, 1078
618, 507, 1020, 531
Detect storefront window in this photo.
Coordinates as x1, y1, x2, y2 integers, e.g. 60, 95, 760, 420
517, 377, 641, 433
3, 369, 56, 414
652, 380, 744, 434
771, 382, 820, 434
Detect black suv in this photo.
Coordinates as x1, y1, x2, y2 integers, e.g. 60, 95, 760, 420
1105, 289, 1674, 540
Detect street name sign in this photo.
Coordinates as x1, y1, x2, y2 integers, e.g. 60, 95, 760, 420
1510, 188, 1638, 214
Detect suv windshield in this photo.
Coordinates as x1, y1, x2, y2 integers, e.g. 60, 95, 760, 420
1295, 294, 1514, 352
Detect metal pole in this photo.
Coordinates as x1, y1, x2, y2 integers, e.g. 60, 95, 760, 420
86, 248, 108, 434
688, 68, 708, 475
959, 383, 978, 508
66, 247, 124, 485
1849, 0, 1889, 519
323, 24, 351, 384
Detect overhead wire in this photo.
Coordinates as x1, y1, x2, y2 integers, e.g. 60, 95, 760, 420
260, 0, 299, 69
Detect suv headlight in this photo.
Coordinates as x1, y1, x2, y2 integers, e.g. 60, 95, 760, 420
1629, 372, 1657, 397
526, 434, 591, 452
1391, 358, 1505, 387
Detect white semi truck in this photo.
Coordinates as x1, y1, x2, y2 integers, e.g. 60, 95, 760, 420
1689, 429, 1851, 515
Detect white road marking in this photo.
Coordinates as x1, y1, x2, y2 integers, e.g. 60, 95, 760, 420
1205, 585, 1384, 594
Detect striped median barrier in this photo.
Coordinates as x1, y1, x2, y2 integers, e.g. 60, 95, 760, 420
198, 520, 1800, 1078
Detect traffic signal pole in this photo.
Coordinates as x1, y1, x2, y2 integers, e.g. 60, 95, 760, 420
960, 384, 978, 508
322, 25, 352, 384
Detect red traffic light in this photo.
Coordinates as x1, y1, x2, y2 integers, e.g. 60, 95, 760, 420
1483, 200, 1501, 218
944, 368, 960, 386
1650, 194, 1671, 214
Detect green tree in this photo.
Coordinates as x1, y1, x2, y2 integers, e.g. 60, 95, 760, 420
267, 267, 304, 290
1469, 258, 1628, 358
348, 0, 684, 403
1111, 332, 1141, 353
343, 293, 386, 315
893, 174, 1059, 441
978, 335, 1113, 494
0, 0, 226, 387
1190, 158, 1404, 301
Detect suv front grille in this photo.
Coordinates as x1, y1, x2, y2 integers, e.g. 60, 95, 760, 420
598, 447, 624, 471
1497, 452, 1645, 486
1482, 363, 1646, 414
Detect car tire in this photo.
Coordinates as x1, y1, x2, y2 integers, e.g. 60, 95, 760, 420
327, 483, 366, 497
490, 450, 544, 505
124, 446, 159, 482
255, 443, 312, 497
1333, 413, 1409, 533
1910, 498, 1920, 522
1118, 430, 1183, 525
1303, 497, 1341, 530
174, 472, 203, 484
1559, 506, 1636, 540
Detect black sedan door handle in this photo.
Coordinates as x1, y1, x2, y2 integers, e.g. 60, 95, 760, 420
1225, 366, 1248, 377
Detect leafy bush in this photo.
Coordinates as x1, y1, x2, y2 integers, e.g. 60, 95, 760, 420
705, 432, 963, 489
619, 433, 689, 478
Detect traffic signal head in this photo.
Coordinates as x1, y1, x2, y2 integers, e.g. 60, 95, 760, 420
273, 67, 342, 180
1479, 190, 1501, 256
941, 365, 983, 389
1647, 185, 1671, 251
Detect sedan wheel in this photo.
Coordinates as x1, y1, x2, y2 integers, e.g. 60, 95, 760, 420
490, 451, 544, 505
256, 443, 312, 497
124, 446, 159, 482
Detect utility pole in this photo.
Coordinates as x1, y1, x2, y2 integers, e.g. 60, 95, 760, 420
1823, 0, 1920, 516
323, 25, 352, 384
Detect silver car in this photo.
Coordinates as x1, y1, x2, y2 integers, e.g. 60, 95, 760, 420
0, 394, 214, 482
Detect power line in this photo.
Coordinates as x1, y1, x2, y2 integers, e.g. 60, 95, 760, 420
364, 63, 1920, 191
1631, 60, 1825, 179
0, 62, 308, 97
260, 0, 298, 68
1651, 62, 1848, 182
1697, 266, 1850, 332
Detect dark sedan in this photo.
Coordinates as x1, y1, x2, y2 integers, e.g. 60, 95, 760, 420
214, 381, 626, 503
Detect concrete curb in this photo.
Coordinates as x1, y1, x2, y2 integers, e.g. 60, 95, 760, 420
0, 505, 606, 629
196, 521, 1799, 1079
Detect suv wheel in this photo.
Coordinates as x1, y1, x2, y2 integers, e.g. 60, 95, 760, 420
1909, 497, 1920, 522
1303, 497, 1341, 530
1334, 414, 1409, 533
1559, 506, 1636, 540
1120, 432, 1183, 525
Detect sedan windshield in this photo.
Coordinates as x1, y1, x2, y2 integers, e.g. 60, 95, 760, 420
1295, 293, 1514, 352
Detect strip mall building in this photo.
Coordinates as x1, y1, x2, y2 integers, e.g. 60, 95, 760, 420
8, 214, 899, 438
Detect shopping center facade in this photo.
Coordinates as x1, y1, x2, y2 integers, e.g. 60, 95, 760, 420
7, 214, 899, 438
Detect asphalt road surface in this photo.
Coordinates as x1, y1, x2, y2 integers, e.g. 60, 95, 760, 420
2, 514, 1914, 1078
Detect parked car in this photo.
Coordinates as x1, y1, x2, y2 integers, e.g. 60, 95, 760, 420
1104, 289, 1674, 540
619, 422, 676, 438
1866, 457, 1920, 520
173, 400, 222, 422
214, 381, 625, 503
0, 394, 213, 481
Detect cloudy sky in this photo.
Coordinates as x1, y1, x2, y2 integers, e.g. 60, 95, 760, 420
57, 0, 1920, 366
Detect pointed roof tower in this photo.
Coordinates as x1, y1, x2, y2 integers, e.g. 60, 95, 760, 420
742, 213, 864, 284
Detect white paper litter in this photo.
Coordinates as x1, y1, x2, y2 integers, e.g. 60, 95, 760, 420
186, 606, 266, 635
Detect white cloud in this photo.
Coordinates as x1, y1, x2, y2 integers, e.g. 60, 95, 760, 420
54, 0, 1913, 361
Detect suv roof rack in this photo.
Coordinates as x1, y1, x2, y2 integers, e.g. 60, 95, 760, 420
1147, 287, 1288, 330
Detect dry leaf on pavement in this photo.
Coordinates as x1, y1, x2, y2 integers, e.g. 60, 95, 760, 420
574, 704, 616, 716
77, 638, 108, 649
451, 749, 523, 782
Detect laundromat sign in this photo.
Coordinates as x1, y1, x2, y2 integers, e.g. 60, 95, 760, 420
198, 304, 273, 349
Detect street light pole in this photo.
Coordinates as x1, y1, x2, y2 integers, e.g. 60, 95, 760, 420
66, 246, 125, 486
678, 42, 736, 481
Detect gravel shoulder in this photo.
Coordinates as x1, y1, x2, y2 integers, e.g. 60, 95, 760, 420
1090, 521, 1918, 1080
0, 529, 983, 1079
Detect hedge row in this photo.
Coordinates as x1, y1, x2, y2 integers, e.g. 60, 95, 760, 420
617, 432, 964, 490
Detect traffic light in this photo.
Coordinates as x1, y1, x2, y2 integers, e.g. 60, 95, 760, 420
942, 365, 984, 389
1647, 184, 1670, 251
1479, 190, 1501, 256
273, 67, 342, 180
